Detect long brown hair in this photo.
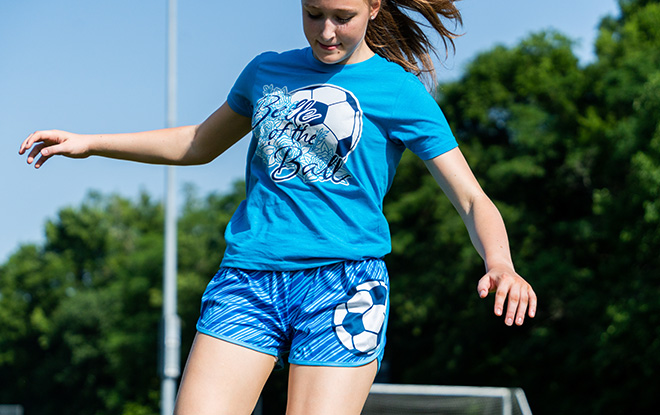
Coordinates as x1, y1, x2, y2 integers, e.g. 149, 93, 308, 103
366, 0, 462, 82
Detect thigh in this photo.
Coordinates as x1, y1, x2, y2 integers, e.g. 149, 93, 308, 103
174, 332, 277, 415
286, 361, 378, 415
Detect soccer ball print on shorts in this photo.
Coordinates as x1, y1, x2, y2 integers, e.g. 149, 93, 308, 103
196, 259, 390, 368
333, 280, 388, 356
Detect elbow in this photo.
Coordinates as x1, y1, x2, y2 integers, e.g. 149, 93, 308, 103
180, 125, 214, 165
461, 192, 499, 225
462, 191, 490, 215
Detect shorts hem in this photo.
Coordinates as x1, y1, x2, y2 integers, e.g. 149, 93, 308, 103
196, 326, 279, 359
288, 353, 381, 369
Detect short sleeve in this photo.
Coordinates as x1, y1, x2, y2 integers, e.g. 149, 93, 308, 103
388, 75, 458, 160
227, 53, 272, 118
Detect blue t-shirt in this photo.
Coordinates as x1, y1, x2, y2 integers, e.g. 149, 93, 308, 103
222, 48, 457, 270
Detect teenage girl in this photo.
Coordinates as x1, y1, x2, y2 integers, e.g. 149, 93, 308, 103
19, 0, 537, 414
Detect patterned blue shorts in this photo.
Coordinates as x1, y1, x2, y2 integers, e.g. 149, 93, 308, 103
196, 259, 389, 368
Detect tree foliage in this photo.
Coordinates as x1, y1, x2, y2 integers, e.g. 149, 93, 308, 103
1, 1, 658, 413
0, 185, 245, 414
383, 1, 660, 413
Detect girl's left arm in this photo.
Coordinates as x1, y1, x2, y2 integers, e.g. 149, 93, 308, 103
423, 147, 537, 326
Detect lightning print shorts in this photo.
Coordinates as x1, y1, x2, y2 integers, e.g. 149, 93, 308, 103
196, 258, 390, 369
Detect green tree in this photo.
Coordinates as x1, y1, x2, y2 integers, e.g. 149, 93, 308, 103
577, 0, 660, 411
382, 1, 660, 413
0, 184, 246, 414
0, 192, 165, 413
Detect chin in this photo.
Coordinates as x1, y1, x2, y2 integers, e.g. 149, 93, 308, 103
315, 50, 350, 65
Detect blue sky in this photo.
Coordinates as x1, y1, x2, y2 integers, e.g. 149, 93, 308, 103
1, 0, 619, 262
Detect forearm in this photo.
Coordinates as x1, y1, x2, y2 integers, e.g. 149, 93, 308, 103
461, 194, 515, 272
423, 149, 514, 271
87, 125, 201, 165
91, 101, 252, 165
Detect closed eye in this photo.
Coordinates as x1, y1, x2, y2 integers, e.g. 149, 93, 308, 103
336, 15, 354, 24
304, 8, 355, 24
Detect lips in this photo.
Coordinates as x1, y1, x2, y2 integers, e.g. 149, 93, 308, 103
318, 41, 340, 51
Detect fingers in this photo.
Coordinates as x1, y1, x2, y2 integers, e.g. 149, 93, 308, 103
480, 271, 537, 326
477, 275, 491, 298
19, 130, 69, 168
502, 281, 536, 326
22, 139, 53, 169
32, 148, 55, 169
503, 283, 522, 326
19, 131, 40, 155
528, 288, 537, 319
26, 142, 46, 164
493, 279, 512, 321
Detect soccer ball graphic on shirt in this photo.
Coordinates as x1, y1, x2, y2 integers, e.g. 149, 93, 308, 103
333, 280, 388, 355
290, 84, 363, 159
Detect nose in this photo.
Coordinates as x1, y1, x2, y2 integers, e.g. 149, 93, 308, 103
320, 18, 336, 41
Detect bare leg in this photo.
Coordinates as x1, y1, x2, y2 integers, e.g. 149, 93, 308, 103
174, 332, 277, 415
285, 361, 378, 415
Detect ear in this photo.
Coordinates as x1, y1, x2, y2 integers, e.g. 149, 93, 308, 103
369, 0, 381, 19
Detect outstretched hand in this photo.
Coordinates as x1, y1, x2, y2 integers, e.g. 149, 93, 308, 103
478, 265, 537, 326
19, 130, 90, 168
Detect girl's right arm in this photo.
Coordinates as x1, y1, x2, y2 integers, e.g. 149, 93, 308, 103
19, 101, 252, 169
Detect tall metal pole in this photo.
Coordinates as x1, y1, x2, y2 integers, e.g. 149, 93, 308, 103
160, 0, 180, 413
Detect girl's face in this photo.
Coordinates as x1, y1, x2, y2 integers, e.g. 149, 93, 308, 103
302, 0, 380, 65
